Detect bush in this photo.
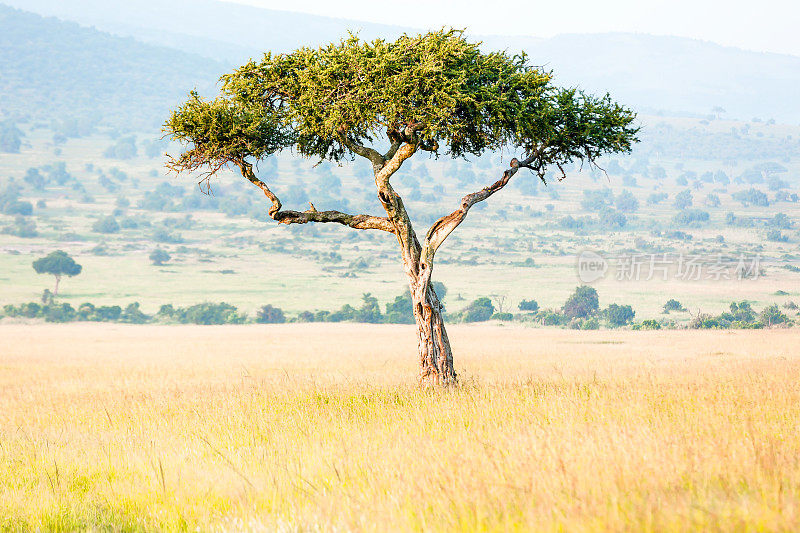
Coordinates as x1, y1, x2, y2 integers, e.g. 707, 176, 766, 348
384, 292, 415, 324
255, 304, 286, 324
120, 302, 149, 324
673, 189, 693, 210
633, 319, 661, 330
92, 216, 120, 234
491, 312, 514, 321
732, 188, 769, 207
149, 248, 171, 266
461, 297, 495, 322
760, 304, 791, 327
176, 302, 245, 324
354, 293, 382, 323
563, 286, 599, 319
673, 209, 710, 225
518, 299, 539, 312
662, 299, 686, 313
615, 190, 639, 213
103, 136, 137, 159
599, 208, 627, 230
603, 303, 635, 327
647, 192, 668, 205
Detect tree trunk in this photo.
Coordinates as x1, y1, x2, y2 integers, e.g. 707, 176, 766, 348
53, 275, 61, 297
411, 281, 456, 386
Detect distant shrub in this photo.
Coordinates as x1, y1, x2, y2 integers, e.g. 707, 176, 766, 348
672, 189, 693, 210
662, 299, 686, 313
603, 303, 635, 327
732, 188, 769, 207
633, 319, 661, 330
255, 304, 286, 324
518, 299, 539, 312
103, 136, 137, 159
149, 248, 171, 266
120, 302, 149, 324
384, 292, 415, 324
92, 216, 120, 234
673, 209, 710, 225
760, 304, 792, 327
491, 312, 514, 321
646, 192, 668, 205
563, 286, 599, 319
598, 208, 627, 230
615, 190, 639, 213
461, 297, 495, 322
535, 309, 569, 326
173, 302, 245, 325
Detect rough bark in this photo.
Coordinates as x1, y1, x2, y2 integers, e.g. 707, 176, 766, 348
410, 278, 456, 385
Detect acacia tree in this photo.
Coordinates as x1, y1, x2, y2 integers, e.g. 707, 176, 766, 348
166, 30, 638, 385
32, 250, 82, 296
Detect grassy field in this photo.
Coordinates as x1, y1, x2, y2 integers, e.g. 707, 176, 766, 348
1, 324, 799, 531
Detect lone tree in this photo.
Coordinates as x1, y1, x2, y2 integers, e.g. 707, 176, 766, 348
166, 30, 638, 385
149, 248, 171, 266
32, 250, 82, 296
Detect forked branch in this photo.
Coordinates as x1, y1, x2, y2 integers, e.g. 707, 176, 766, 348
238, 162, 395, 233
423, 156, 532, 257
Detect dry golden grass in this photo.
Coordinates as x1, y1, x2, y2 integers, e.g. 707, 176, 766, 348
1, 324, 799, 531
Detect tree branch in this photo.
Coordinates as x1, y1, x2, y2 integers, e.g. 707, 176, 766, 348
339, 136, 385, 169
238, 162, 395, 233
423, 158, 523, 257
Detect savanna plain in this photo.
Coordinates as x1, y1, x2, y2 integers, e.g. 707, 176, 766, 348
1, 324, 798, 531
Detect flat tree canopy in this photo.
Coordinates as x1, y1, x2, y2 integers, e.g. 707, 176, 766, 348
32, 250, 82, 296
166, 29, 638, 384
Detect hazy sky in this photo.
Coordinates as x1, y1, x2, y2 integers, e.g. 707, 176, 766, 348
225, 0, 800, 56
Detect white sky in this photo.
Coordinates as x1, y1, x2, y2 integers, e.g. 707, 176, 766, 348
224, 0, 800, 56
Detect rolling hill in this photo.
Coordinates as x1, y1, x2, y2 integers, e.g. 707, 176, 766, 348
3, 0, 800, 123
0, 4, 224, 129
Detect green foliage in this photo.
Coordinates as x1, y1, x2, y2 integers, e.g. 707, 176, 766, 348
120, 302, 149, 324
491, 312, 514, 321
92, 217, 121, 234
167, 29, 637, 177
633, 319, 661, 330
104, 136, 138, 159
759, 304, 791, 327
673, 189, 693, 210
581, 189, 612, 211
603, 303, 635, 327
384, 293, 415, 324
662, 299, 686, 313
563, 286, 599, 319
149, 248, 171, 266
173, 302, 246, 325
519, 299, 539, 312
732, 188, 769, 207
32, 250, 82, 279
535, 309, 569, 326
0, 120, 23, 153
599, 208, 627, 230
615, 190, 639, 213
255, 304, 286, 324
673, 208, 710, 225
461, 297, 495, 322
355, 293, 382, 323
